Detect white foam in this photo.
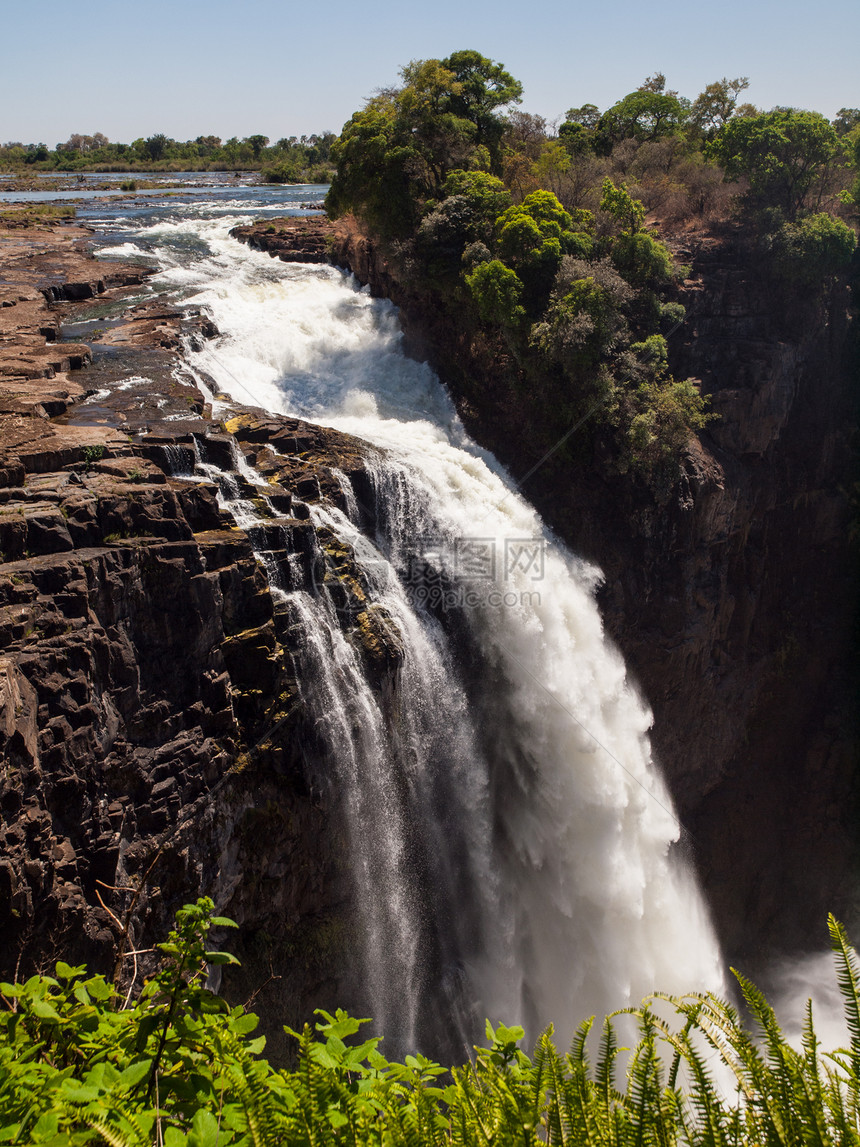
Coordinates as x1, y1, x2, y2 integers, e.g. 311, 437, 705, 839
93, 242, 150, 259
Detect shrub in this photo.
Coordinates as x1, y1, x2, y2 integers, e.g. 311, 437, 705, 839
600, 176, 646, 232
461, 240, 491, 270
708, 109, 842, 218
465, 259, 525, 326
766, 211, 857, 285
263, 163, 302, 184
2, 908, 860, 1144
442, 168, 511, 220
611, 229, 675, 289
81, 444, 106, 471
659, 300, 687, 331
495, 190, 577, 268
626, 376, 715, 470
531, 260, 633, 380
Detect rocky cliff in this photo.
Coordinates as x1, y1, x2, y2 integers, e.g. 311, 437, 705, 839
234, 215, 859, 969
0, 221, 404, 1058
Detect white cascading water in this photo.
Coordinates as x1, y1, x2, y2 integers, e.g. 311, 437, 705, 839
113, 213, 726, 1055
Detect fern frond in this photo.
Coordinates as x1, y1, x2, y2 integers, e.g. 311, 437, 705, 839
830, 915, 860, 1077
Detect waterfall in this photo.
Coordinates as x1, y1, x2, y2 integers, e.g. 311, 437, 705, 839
139, 214, 725, 1056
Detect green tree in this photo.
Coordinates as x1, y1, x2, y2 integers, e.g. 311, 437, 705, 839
834, 108, 860, 136
627, 378, 715, 469
440, 49, 522, 163
564, 103, 601, 130
599, 89, 687, 145
466, 259, 525, 326
494, 190, 585, 303
611, 230, 675, 289
145, 133, 169, 162
708, 108, 842, 218
600, 177, 646, 232
246, 134, 269, 160
326, 51, 522, 238
689, 76, 750, 135
766, 212, 857, 284
326, 98, 420, 236
443, 169, 511, 220
559, 105, 601, 154
496, 190, 575, 262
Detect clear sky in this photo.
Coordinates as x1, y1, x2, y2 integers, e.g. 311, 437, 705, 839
3, 0, 858, 145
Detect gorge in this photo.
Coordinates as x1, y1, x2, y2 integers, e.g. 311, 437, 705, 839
0, 181, 856, 1066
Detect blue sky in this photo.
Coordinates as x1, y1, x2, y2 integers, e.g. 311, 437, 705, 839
3, 0, 858, 145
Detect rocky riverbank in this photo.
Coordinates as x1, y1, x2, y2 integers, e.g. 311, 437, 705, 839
233, 213, 859, 970
0, 216, 406, 1056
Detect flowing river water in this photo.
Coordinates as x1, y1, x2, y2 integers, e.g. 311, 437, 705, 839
79, 186, 726, 1056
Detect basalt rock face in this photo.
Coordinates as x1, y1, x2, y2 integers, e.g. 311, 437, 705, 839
0, 230, 405, 1056
236, 216, 859, 967
0, 421, 398, 1055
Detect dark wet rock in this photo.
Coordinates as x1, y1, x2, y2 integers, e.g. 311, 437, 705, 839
0, 223, 400, 1050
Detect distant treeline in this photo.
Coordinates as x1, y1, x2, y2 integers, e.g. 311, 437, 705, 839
0, 132, 337, 182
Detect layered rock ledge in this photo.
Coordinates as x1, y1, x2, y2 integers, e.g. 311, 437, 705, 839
0, 218, 401, 1055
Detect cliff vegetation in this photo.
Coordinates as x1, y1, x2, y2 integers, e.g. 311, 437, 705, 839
4, 897, 860, 1146
325, 52, 857, 488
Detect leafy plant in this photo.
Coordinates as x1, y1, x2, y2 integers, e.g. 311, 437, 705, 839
2, 908, 860, 1144
765, 211, 857, 285
708, 108, 843, 218
466, 259, 525, 326
81, 445, 106, 472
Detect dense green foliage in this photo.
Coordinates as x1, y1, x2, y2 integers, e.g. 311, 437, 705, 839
326, 51, 522, 239
707, 109, 843, 218
765, 212, 857, 284
0, 134, 336, 180
3, 901, 860, 1145
324, 53, 857, 484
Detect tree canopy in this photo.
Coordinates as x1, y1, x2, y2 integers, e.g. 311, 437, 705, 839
708, 108, 843, 218
598, 89, 688, 145
323, 55, 857, 479
325, 51, 522, 237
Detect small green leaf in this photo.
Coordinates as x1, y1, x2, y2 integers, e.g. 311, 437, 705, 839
55, 961, 84, 981
30, 998, 61, 1022
135, 1013, 160, 1051
60, 1081, 100, 1103
31, 1112, 59, 1141
328, 1110, 348, 1129
84, 976, 113, 1001
230, 1012, 259, 1035
118, 1058, 152, 1088
163, 1126, 187, 1147
209, 916, 238, 928
188, 1110, 219, 1147
204, 951, 240, 966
